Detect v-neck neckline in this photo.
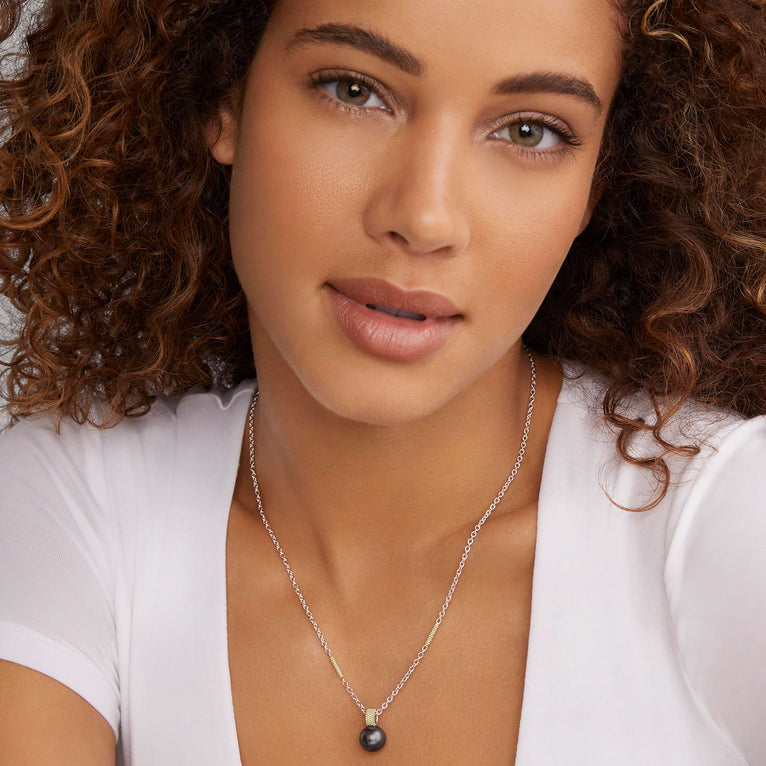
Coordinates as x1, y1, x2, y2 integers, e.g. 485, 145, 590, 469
214, 372, 575, 766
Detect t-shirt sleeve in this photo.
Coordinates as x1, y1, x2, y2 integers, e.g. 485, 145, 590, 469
665, 415, 766, 763
0, 417, 120, 741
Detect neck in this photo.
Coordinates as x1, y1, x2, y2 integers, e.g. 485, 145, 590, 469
233, 346, 561, 594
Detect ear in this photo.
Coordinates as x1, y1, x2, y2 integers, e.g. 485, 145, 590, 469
205, 105, 238, 166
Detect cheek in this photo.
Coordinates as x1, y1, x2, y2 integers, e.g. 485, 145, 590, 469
468, 161, 594, 329
227, 98, 374, 301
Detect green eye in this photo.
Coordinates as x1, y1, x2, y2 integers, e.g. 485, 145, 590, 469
312, 73, 388, 110
490, 119, 565, 151
319, 75, 388, 110
508, 121, 546, 147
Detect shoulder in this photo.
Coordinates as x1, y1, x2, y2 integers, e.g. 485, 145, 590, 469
558, 363, 766, 759
0, 378, 257, 568
0, 379, 258, 740
663, 415, 766, 761
556, 360, 764, 505
0, 379, 257, 483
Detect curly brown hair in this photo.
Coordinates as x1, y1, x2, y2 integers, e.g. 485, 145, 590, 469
0, 0, 764, 507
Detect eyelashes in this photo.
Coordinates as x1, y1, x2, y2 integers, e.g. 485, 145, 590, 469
311, 70, 390, 113
306, 68, 585, 160
488, 116, 584, 152
308, 69, 392, 114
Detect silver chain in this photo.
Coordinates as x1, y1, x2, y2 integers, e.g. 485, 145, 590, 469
247, 348, 536, 723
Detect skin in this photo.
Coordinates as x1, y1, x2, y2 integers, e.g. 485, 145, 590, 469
1, 0, 624, 764
212, 0, 622, 573
209, 0, 624, 762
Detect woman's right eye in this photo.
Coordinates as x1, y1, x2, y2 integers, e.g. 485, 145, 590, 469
318, 77, 388, 111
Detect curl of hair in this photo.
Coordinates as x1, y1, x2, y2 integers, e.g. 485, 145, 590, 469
0, 0, 764, 508
0, 0, 272, 424
526, 0, 765, 507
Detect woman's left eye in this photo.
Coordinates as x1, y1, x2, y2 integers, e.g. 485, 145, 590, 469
320, 77, 387, 110
491, 120, 564, 150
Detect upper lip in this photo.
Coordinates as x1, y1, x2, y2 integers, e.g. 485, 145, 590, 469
328, 278, 462, 319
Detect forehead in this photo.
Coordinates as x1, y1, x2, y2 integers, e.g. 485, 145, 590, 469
268, 0, 623, 97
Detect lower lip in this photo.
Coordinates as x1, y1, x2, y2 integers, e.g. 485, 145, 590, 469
326, 286, 461, 362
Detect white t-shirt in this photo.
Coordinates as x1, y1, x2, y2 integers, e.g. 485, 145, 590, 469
1, 368, 765, 765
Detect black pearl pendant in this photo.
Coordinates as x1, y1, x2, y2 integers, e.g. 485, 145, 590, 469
359, 725, 386, 751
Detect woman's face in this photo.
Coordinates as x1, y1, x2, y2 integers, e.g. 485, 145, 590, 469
210, 0, 622, 424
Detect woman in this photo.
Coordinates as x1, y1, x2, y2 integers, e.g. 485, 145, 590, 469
0, 0, 763, 763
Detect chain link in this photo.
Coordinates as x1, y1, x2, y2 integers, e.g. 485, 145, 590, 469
248, 348, 536, 723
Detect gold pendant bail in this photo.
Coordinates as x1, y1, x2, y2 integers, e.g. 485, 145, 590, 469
365, 709, 377, 727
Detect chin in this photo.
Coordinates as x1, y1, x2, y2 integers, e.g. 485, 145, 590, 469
250, 303, 520, 427
297, 365, 463, 427
285, 339, 510, 429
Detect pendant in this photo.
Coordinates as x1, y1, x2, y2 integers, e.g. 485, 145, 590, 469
359, 709, 386, 751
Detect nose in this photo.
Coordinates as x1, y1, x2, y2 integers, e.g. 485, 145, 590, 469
362, 123, 471, 257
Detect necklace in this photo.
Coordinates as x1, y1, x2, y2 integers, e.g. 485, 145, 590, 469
247, 348, 536, 752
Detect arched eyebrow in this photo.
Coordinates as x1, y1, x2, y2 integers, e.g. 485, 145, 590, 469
286, 23, 604, 116
287, 23, 424, 77
492, 72, 603, 115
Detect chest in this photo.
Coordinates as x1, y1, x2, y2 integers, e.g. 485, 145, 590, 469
225, 500, 537, 765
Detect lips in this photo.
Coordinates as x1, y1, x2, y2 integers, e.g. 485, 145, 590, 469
324, 278, 463, 362
328, 278, 462, 320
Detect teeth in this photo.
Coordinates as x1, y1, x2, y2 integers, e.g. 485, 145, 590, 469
366, 304, 427, 321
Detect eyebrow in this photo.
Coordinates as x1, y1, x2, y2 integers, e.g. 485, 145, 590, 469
491, 72, 603, 115
286, 23, 604, 115
287, 23, 423, 77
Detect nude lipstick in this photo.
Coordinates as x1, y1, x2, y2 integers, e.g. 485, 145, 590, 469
325, 278, 462, 362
